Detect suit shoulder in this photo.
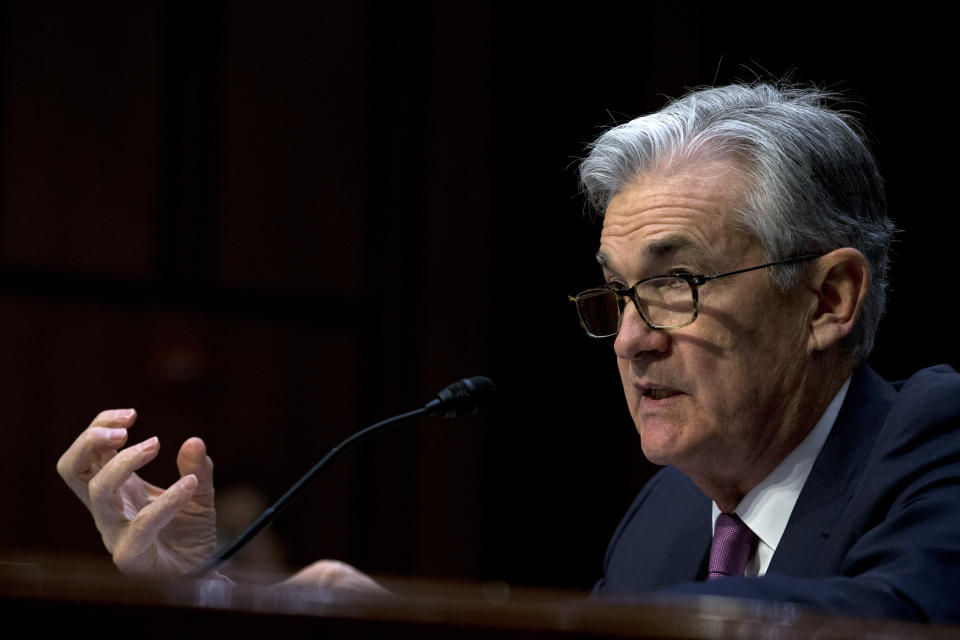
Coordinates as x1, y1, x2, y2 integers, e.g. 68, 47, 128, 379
620, 467, 704, 521
605, 466, 709, 565
887, 364, 960, 425
891, 364, 960, 394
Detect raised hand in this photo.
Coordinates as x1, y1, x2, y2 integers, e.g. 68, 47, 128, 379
57, 409, 217, 575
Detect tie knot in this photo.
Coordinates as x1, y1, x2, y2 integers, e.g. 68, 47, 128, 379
708, 513, 757, 580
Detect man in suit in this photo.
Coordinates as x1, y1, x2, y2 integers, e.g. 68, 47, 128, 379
57, 83, 960, 621
570, 83, 960, 622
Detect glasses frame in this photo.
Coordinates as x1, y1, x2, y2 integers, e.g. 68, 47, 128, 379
568, 253, 824, 338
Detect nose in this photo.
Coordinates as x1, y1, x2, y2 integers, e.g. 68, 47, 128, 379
613, 300, 670, 360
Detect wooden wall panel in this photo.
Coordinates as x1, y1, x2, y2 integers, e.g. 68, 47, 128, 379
0, 2, 159, 277
216, 3, 368, 295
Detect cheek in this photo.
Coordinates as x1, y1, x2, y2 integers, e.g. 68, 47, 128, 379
739, 316, 809, 384
671, 335, 745, 419
617, 359, 636, 402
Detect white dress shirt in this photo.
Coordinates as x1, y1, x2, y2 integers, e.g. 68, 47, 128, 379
711, 376, 851, 576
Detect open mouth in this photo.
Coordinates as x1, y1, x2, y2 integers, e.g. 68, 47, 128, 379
644, 388, 681, 400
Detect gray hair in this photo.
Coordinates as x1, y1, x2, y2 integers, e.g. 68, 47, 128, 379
579, 83, 894, 363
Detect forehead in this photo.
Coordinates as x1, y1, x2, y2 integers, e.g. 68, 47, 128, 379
598, 160, 758, 274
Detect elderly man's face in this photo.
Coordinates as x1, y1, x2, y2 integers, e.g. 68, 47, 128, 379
598, 160, 811, 490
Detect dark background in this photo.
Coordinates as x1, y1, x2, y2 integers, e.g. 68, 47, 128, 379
0, 2, 953, 591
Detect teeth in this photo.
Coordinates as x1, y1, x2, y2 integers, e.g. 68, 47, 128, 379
646, 388, 677, 400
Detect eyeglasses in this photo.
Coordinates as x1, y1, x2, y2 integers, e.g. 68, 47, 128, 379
568, 254, 823, 338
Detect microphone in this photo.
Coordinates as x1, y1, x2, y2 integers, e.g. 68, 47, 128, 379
188, 375, 496, 578
424, 376, 496, 417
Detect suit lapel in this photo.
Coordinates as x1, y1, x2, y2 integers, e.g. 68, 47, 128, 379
658, 471, 713, 585
769, 366, 893, 576
678, 507, 712, 583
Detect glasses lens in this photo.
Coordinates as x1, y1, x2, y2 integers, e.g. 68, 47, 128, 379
576, 289, 621, 337
635, 276, 695, 328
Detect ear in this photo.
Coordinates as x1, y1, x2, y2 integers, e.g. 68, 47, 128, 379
806, 248, 870, 353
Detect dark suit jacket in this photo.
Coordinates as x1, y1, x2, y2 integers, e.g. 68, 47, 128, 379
594, 365, 960, 624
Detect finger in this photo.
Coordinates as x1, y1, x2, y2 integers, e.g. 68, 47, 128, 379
283, 560, 389, 594
85, 408, 138, 470
112, 474, 199, 575
60, 410, 138, 476
176, 437, 215, 506
87, 436, 161, 527
57, 410, 138, 504
57, 428, 128, 503
89, 408, 139, 430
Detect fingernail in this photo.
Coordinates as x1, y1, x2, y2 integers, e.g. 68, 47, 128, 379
139, 436, 159, 452
106, 408, 136, 421
179, 474, 198, 491
105, 428, 127, 440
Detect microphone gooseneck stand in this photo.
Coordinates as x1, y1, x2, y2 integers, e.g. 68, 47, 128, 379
188, 376, 494, 578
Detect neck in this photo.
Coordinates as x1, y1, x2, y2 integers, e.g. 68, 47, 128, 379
701, 355, 852, 512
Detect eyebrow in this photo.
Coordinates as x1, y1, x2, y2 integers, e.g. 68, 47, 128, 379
596, 236, 699, 269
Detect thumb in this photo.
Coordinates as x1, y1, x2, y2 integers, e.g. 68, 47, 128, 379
177, 437, 214, 503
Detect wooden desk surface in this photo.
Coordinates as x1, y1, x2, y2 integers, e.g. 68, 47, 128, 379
1, 553, 954, 639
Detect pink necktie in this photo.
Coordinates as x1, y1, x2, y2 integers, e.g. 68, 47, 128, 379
708, 513, 757, 580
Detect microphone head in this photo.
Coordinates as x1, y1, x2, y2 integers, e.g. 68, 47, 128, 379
425, 376, 496, 418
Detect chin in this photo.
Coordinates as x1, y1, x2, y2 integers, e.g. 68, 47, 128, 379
637, 425, 684, 466
639, 409, 714, 464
